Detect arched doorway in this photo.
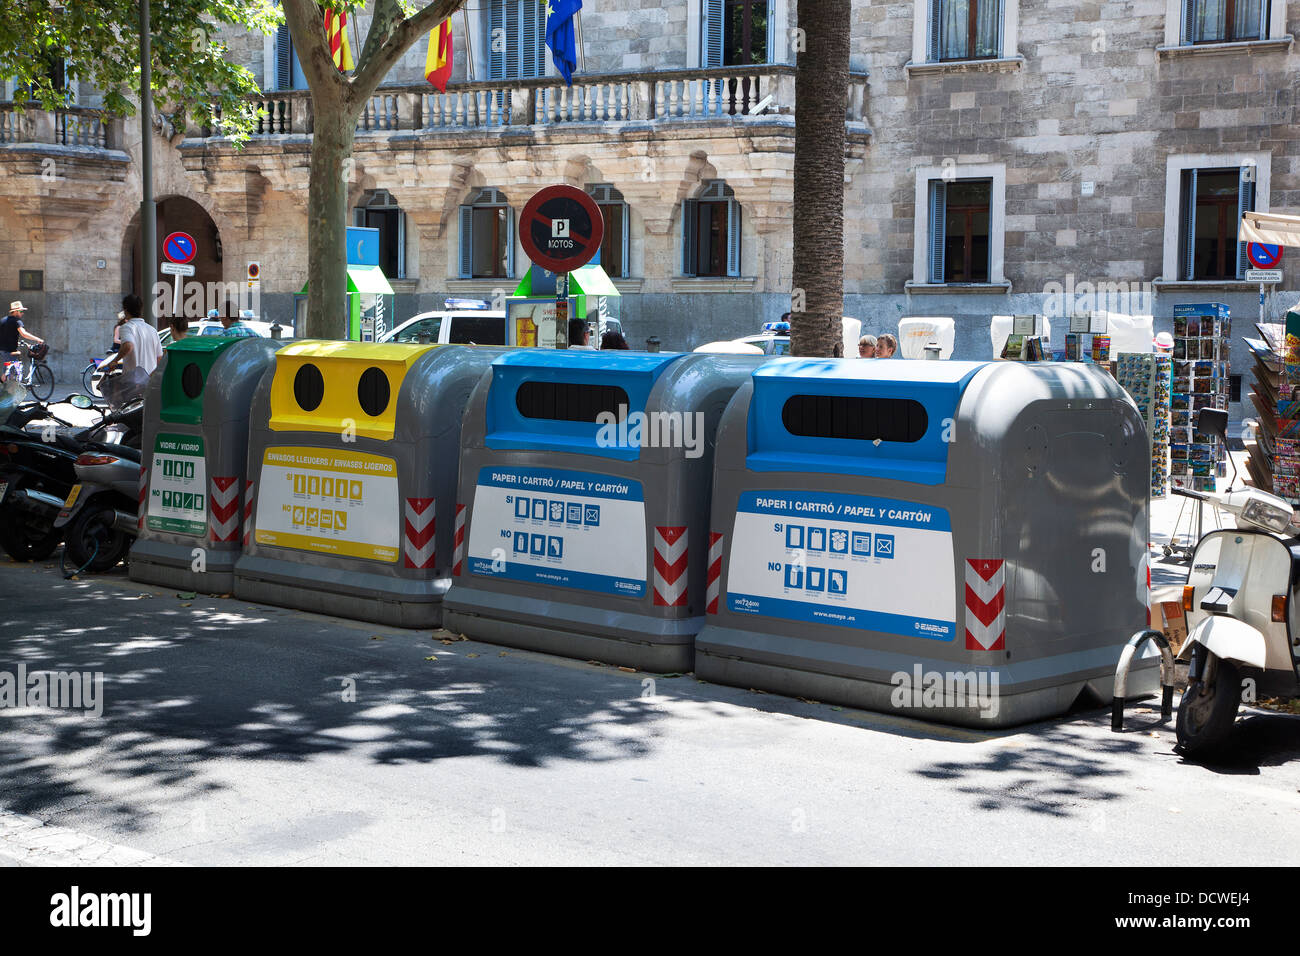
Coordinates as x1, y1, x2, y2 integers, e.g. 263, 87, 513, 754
123, 196, 225, 320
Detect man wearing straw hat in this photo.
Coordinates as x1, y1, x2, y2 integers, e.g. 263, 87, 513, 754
0, 301, 44, 385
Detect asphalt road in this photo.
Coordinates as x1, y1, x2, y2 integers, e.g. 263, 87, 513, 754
1, 556, 1299, 866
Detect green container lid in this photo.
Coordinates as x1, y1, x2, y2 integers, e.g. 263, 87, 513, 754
159, 336, 242, 425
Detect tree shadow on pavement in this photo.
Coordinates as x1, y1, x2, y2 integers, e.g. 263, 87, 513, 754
909, 718, 1149, 819
0, 567, 704, 830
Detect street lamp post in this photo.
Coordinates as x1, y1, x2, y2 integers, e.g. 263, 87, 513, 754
140, 0, 156, 321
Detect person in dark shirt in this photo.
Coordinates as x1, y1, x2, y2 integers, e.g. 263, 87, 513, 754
1, 301, 44, 384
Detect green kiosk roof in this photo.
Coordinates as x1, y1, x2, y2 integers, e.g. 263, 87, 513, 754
299, 265, 395, 296
512, 263, 621, 298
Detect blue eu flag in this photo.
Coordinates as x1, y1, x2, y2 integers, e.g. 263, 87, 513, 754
545, 0, 582, 86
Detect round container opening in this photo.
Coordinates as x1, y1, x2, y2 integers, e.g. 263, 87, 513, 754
294, 363, 325, 412
180, 362, 204, 399
357, 367, 390, 418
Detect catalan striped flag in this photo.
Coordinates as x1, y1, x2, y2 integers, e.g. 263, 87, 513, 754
425, 19, 453, 93
324, 6, 354, 72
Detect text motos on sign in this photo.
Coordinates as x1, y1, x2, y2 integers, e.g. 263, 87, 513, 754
520, 185, 604, 273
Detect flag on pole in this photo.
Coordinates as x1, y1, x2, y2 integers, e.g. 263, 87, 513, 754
544, 0, 582, 86
425, 19, 453, 93
324, 7, 354, 72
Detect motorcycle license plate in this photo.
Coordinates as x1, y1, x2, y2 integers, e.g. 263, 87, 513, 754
62, 484, 82, 509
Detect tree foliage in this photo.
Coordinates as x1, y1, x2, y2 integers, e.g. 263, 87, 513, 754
0, 0, 278, 141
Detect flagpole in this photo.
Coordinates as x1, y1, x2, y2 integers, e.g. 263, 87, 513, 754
460, 7, 475, 79
575, 10, 586, 72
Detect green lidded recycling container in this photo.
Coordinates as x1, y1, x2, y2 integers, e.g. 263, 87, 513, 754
130, 335, 281, 593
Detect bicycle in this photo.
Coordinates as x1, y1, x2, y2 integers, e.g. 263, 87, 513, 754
1, 341, 54, 401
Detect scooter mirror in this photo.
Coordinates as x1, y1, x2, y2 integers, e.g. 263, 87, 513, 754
67, 394, 93, 409
1196, 407, 1229, 444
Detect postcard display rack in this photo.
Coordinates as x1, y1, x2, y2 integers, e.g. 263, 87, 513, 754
1115, 353, 1172, 497
1000, 314, 1051, 361
1065, 312, 1112, 363
1170, 303, 1230, 493
1244, 315, 1300, 505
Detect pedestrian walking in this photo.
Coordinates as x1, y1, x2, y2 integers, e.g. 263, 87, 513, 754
97, 294, 162, 406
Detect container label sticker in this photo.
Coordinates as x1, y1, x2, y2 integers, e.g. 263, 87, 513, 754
254, 446, 399, 563
147, 433, 207, 536
466, 466, 647, 597
726, 490, 957, 640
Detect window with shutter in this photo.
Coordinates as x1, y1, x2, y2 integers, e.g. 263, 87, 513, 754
458, 205, 474, 278
1237, 165, 1257, 278
505, 206, 516, 277
1183, 0, 1268, 44
726, 198, 742, 277
932, 0, 1003, 61
275, 24, 292, 90
682, 199, 700, 276
927, 181, 946, 283
488, 1, 505, 80
702, 0, 725, 66
1180, 169, 1197, 280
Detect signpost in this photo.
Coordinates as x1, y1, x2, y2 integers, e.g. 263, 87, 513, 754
519, 185, 604, 348
1247, 242, 1285, 327
162, 231, 198, 322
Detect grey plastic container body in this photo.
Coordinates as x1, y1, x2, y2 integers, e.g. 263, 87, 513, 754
443, 351, 767, 671
129, 337, 280, 593
695, 359, 1160, 727
232, 343, 501, 628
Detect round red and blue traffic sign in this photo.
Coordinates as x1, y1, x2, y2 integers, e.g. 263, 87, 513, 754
162, 231, 197, 265
1247, 242, 1282, 270
520, 185, 603, 274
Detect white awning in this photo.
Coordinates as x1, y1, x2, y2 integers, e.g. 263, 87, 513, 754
1238, 211, 1300, 248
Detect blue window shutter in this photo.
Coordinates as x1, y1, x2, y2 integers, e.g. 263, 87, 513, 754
928, 180, 946, 283
275, 24, 292, 90
522, 0, 542, 78
995, 0, 1005, 56
703, 0, 724, 67
928, 0, 942, 62
397, 212, 407, 279
1182, 0, 1198, 44
459, 205, 473, 278
621, 203, 631, 277
505, 206, 516, 276
1181, 169, 1197, 280
489, 1, 505, 80
682, 199, 699, 276
726, 198, 742, 277
766, 0, 776, 64
504, 1, 520, 79
1237, 165, 1257, 279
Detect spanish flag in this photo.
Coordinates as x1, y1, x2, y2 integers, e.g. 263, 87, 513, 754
425, 19, 453, 93
324, 7, 354, 72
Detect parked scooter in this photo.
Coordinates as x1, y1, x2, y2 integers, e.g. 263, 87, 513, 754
1175, 407, 1300, 755
0, 393, 100, 561
53, 402, 144, 573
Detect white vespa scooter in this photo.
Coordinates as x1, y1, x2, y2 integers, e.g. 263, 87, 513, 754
1175, 408, 1300, 756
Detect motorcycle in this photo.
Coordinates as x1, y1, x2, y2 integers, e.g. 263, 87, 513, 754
52, 403, 144, 574
1175, 407, 1300, 756
0, 393, 100, 561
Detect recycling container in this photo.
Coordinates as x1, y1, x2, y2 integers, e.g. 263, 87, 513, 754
443, 349, 766, 670
130, 335, 280, 593
232, 342, 500, 627
694, 358, 1160, 727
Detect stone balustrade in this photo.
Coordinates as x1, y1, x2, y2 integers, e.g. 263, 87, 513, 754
0, 67, 868, 150
0, 104, 118, 149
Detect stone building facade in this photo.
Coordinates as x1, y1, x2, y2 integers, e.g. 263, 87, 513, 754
1, 0, 1297, 416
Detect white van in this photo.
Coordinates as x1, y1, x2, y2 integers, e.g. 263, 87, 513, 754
379, 309, 511, 346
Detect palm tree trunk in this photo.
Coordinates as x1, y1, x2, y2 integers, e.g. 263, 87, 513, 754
791, 0, 852, 357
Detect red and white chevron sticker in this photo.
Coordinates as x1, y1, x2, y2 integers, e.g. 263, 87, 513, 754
452, 503, 465, 576
965, 558, 1005, 651
242, 479, 256, 548
653, 526, 688, 607
706, 531, 723, 614
209, 476, 241, 543
137, 467, 147, 532
403, 497, 436, 569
